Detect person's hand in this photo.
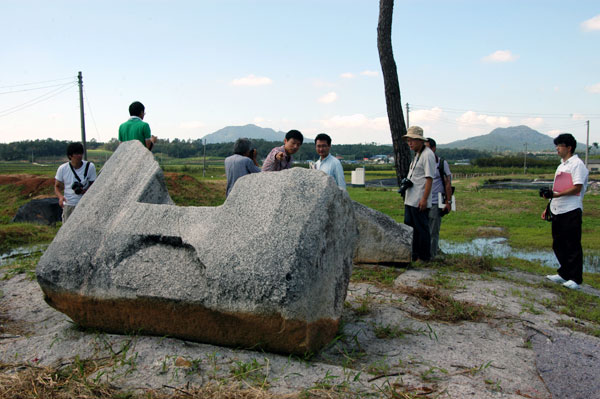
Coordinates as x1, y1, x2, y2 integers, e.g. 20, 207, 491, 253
58, 196, 65, 208
275, 152, 285, 161
541, 208, 547, 220
418, 197, 428, 211
444, 202, 451, 213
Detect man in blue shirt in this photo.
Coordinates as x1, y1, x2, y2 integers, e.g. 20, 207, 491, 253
314, 133, 346, 189
225, 138, 261, 197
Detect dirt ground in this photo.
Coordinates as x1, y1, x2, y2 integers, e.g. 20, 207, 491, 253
0, 174, 55, 198
1, 264, 599, 398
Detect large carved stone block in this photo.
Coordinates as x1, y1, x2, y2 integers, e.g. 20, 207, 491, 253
36, 141, 357, 355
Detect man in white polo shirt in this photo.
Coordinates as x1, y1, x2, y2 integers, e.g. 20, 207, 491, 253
314, 133, 346, 189
542, 133, 589, 290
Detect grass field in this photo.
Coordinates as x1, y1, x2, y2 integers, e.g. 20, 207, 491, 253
1, 160, 598, 254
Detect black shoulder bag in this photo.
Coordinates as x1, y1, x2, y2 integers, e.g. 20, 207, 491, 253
438, 157, 454, 217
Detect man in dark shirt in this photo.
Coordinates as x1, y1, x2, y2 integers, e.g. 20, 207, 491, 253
262, 130, 303, 171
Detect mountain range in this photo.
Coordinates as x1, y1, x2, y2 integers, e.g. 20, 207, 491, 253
201, 124, 555, 153
437, 125, 555, 152
201, 124, 286, 144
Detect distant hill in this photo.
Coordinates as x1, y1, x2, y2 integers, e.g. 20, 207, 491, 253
201, 124, 286, 144
438, 125, 555, 152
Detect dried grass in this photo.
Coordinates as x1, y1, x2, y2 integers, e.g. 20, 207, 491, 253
397, 285, 491, 323
0, 362, 301, 399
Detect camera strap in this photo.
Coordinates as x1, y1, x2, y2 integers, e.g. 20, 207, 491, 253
408, 152, 420, 180
69, 161, 90, 184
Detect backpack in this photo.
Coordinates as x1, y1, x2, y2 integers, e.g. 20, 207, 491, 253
438, 157, 455, 216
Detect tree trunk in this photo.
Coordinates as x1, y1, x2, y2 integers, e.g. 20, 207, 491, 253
377, 0, 411, 184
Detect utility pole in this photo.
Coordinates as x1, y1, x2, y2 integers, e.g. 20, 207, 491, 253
523, 143, 527, 174
585, 120, 590, 167
78, 71, 88, 160
202, 139, 207, 177
406, 103, 410, 128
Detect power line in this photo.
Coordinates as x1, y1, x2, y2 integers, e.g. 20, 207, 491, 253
0, 82, 76, 118
410, 104, 600, 119
0, 76, 74, 90
0, 81, 77, 95
83, 87, 102, 142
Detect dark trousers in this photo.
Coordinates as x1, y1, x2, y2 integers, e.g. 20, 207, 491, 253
404, 205, 431, 261
552, 208, 583, 284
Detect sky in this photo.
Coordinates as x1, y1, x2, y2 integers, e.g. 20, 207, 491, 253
1, 0, 599, 146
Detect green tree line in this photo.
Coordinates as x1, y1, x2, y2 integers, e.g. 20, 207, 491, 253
2, 138, 565, 165
472, 155, 558, 168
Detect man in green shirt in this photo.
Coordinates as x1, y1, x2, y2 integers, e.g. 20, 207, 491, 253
118, 101, 157, 150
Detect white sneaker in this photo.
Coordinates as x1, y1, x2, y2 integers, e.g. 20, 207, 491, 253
546, 274, 566, 284
562, 280, 581, 290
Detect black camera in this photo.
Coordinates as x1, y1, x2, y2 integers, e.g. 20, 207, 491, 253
539, 186, 553, 199
71, 181, 84, 195
397, 178, 413, 196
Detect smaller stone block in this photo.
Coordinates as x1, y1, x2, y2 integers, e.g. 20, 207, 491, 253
353, 200, 412, 264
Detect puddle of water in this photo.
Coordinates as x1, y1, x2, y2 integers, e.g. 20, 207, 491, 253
0, 244, 48, 267
440, 238, 600, 274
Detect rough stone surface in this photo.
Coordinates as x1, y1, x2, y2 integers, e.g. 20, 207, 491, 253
36, 140, 357, 355
353, 200, 412, 264
12, 197, 62, 225
531, 330, 600, 399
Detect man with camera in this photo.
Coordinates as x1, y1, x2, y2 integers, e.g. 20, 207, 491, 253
541, 133, 589, 290
225, 138, 261, 197
425, 138, 453, 258
401, 126, 437, 262
54, 142, 97, 223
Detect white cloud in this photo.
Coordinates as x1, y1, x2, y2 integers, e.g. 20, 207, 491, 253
585, 83, 600, 93
581, 14, 600, 31
360, 70, 379, 77
317, 114, 391, 144
253, 117, 265, 124
571, 113, 586, 120
178, 121, 205, 129
457, 111, 511, 129
311, 79, 334, 88
320, 114, 389, 131
230, 74, 273, 86
547, 129, 561, 137
340, 72, 355, 79
410, 107, 444, 124
520, 117, 544, 128
318, 92, 338, 104
482, 50, 518, 63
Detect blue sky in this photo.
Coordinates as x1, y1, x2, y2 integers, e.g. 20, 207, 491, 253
1, 0, 599, 146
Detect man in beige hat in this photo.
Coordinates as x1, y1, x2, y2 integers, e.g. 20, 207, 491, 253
402, 126, 437, 261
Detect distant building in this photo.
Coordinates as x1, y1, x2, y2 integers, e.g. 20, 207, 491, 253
588, 159, 600, 173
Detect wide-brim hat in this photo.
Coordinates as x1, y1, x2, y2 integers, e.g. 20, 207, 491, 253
404, 126, 426, 140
